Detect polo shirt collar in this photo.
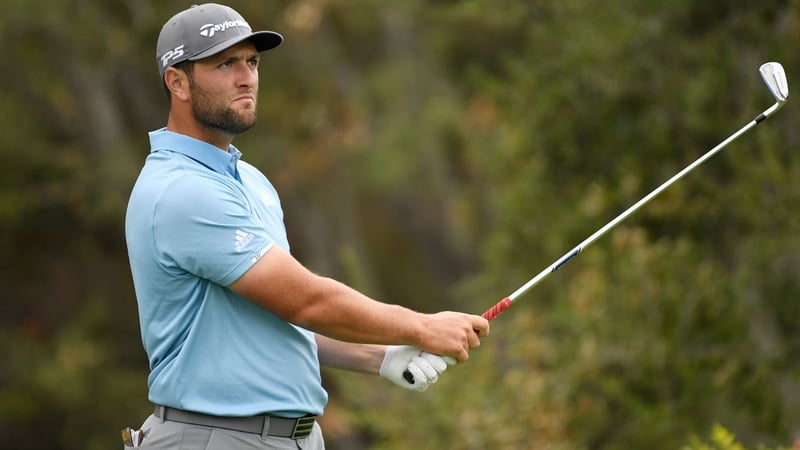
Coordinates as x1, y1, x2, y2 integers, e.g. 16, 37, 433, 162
149, 128, 242, 180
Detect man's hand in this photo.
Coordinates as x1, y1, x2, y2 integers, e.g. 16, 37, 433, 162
417, 312, 489, 362
379, 345, 456, 392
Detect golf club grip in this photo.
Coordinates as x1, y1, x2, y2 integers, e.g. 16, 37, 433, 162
400, 298, 513, 384
482, 297, 513, 321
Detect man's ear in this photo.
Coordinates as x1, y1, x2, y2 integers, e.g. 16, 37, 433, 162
164, 67, 191, 102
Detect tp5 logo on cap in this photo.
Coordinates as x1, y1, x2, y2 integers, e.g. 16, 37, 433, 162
160, 45, 185, 68
156, 3, 283, 78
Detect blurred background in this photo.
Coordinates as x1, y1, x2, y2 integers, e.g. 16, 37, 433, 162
2, 0, 800, 449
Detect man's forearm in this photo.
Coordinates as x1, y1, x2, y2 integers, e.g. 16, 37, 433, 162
292, 276, 428, 345
315, 334, 385, 374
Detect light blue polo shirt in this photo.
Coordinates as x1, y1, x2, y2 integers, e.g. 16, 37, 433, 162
125, 128, 327, 417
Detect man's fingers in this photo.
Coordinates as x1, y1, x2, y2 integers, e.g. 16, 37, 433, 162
420, 352, 449, 372
467, 331, 481, 349
455, 347, 469, 363
405, 363, 429, 392
471, 316, 490, 336
411, 356, 439, 383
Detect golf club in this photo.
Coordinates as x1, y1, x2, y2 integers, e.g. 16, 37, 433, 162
481, 61, 788, 322
402, 62, 788, 384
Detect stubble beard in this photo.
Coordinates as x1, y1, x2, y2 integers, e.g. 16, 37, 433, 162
190, 84, 257, 135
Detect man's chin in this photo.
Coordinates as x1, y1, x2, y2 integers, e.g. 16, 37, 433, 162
193, 108, 257, 135
237, 111, 257, 129
222, 111, 257, 134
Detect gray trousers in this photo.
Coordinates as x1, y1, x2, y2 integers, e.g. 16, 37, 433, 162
127, 414, 325, 450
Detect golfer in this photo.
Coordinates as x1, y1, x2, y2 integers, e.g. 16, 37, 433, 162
124, 3, 489, 449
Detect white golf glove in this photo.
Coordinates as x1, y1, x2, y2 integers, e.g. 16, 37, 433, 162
379, 345, 456, 392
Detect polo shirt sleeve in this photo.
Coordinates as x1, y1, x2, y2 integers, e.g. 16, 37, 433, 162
153, 174, 273, 286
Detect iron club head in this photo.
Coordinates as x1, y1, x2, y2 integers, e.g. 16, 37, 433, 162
759, 62, 789, 103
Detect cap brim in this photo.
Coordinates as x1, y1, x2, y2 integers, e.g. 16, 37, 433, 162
189, 31, 283, 61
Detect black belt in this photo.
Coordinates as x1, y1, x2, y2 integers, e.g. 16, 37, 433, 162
153, 405, 316, 439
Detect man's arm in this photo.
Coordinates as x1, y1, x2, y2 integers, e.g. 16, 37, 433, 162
315, 334, 455, 392
315, 334, 384, 374
228, 245, 489, 362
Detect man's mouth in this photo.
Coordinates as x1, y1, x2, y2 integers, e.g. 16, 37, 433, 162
234, 95, 255, 104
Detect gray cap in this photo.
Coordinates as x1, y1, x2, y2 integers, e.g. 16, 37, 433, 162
156, 3, 283, 78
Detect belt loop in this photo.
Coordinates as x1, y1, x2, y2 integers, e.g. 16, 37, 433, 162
260, 415, 271, 439
156, 405, 166, 424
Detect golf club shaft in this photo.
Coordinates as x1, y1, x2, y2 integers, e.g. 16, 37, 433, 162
481, 100, 785, 322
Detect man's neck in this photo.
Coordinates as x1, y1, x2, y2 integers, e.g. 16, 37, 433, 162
166, 114, 234, 152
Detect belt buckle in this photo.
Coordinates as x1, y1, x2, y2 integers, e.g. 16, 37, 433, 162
290, 416, 315, 439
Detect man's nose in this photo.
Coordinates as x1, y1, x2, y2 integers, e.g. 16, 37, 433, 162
236, 63, 257, 87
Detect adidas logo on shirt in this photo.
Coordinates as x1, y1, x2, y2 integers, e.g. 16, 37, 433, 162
235, 229, 254, 252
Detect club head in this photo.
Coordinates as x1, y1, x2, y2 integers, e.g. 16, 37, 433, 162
759, 62, 789, 103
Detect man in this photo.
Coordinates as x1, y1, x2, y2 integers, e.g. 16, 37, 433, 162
124, 4, 489, 449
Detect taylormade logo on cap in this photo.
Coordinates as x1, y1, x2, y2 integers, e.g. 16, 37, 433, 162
157, 3, 283, 78
199, 19, 251, 38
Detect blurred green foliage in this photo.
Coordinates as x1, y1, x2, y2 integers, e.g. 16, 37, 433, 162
686, 424, 792, 450
1, 0, 799, 449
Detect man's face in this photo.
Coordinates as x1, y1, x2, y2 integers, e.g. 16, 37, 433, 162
189, 41, 260, 135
